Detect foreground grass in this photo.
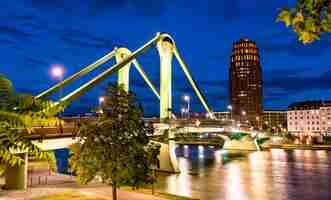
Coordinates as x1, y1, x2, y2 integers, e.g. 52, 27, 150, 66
122, 187, 199, 200
32, 192, 110, 200
32, 190, 197, 200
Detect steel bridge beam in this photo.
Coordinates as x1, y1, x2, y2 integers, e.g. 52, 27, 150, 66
35, 49, 117, 100
115, 47, 160, 99
58, 33, 161, 105
37, 32, 214, 120
173, 47, 215, 119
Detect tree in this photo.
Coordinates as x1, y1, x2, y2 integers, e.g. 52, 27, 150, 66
277, 0, 331, 44
0, 111, 51, 177
70, 84, 160, 200
0, 75, 57, 183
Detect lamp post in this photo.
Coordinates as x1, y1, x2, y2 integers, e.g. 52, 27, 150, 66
264, 121, 269, 131
256, 116, 260, 130
51, 65, 64, 98
180, 107, 186, 118
98, 96, 105, 114
241, 110, 246, 123
278, 124, 282, 134
183, 95, 190, 118
51, 64, 64, 116
227, 105, 232, 121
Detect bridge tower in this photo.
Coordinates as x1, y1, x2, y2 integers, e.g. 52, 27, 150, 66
115, 48, 132, 91
157, 35, 174, 120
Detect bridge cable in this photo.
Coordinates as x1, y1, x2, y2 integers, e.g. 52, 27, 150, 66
173, 47, 215, 119
35, 49, 117, 100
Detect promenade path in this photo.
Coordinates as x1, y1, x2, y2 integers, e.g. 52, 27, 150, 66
0, 174, 167, 200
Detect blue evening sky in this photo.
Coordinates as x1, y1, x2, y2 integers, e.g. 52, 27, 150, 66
1, 0, 331, 116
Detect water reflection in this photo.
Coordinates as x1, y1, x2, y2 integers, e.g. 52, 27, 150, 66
156, 145, 331, 200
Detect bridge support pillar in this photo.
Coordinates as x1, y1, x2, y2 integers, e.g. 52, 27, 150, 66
157, 36, 174, 120
116, 48, 132, 92
4, 153, 28, 190
223, 136, 260, 151
154, 130, 180, 173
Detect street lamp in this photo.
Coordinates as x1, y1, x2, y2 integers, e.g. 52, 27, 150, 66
51, 65, 64, 79
51, 64, 64, 115
99, 96, 105, 104
264, 121, 269, 131
227, 105, 232, 120
241, 110, 246, 122
183, 95, 190, 118
180, 107, 186, 118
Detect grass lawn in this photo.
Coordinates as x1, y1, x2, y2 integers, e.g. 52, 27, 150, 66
121, 187, 199, 200
31, 190, 198, 200
32, 192, 111, 200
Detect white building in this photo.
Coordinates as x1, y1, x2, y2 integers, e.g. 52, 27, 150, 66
320, 106, 331, 134
287, 101, 331, 136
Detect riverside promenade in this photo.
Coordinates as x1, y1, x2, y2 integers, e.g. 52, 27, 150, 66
0, 174, 168, 200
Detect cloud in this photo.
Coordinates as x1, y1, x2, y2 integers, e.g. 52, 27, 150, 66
208, 0, 241, 21
0, 25, 32, 41
89, 0, 168, 16
26, 0, 168, 16
0, 38, 16, 46
264, 70, 331, 92
264, 67, 313, 77
26, 57, 49, 66
198, 79, 228, 88
60, 29, 117, 49
259, 34, 331, 57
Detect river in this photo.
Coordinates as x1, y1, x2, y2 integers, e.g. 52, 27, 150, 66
154, 145, 331, 200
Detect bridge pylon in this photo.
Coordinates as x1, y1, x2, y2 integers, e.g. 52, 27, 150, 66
157, 34, 175, 120
115, 48, 132, 91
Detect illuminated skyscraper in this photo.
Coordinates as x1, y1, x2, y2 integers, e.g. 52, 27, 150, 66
229, 38, 262, 126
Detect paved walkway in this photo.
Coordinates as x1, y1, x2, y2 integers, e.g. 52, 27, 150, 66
0, 174, 167, 200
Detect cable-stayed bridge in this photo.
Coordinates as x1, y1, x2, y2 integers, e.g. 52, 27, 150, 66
4, 33, 262, 190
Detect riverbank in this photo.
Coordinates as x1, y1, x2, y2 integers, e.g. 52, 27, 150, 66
0, 174, 197, 200
175, 141, 221, 147
266, 144, 331, 150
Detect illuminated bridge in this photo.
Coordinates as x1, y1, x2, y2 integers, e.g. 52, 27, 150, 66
5, 33, 262, 190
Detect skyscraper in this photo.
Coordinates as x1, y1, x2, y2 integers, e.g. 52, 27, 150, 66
229, 38, 262, 127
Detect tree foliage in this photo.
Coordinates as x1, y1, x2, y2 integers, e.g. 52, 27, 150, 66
70, 84, 160, 200
0, 75, 58, 176
277, 0, 331, 43
0, 111, 52, 176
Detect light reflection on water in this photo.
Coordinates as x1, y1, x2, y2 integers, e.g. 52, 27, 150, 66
155, 145, 331, 200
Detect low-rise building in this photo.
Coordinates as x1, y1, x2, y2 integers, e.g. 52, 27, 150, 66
214, 111, 230, 120
263, 110, 287, 131
214, 110, 287, 131
287, 101, 331, 136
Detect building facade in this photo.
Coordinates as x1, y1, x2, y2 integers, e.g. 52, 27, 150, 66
214, 111, 230, 120
0, 74, 14, 108
263, 110, 287, 131
229, 38, 263, 127
287, 101, 331, 136
214, 110, 287, 130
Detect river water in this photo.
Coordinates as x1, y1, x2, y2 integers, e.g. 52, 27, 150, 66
154, 145, 331, 200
